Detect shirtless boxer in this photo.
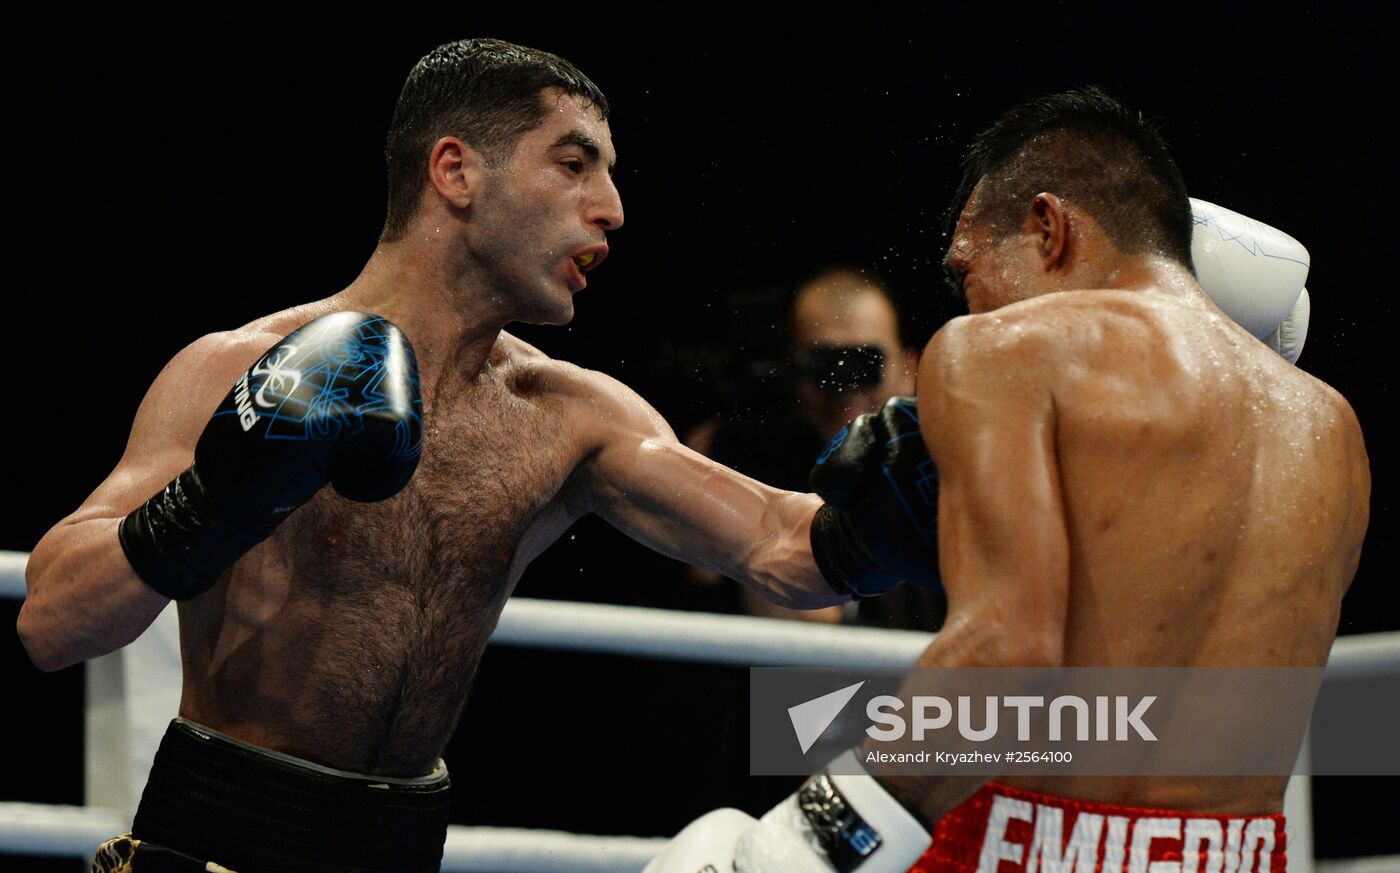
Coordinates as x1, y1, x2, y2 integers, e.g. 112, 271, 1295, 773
16, 39, 934, 873
646, 88, 1368, 873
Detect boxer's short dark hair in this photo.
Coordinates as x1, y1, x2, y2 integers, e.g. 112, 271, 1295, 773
381, 38, 609, 241
949, 86, 1193, 268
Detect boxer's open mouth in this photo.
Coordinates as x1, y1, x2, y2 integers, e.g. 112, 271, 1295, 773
570, 245, 608, 273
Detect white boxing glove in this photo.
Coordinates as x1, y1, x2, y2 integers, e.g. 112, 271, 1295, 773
646, 750, 932, 873
1265, 286, 1309, 364
1190, 198, 1311, 361
643, 808, 756, 873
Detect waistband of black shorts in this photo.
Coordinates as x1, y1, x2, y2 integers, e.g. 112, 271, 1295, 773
131, 718, 451, 873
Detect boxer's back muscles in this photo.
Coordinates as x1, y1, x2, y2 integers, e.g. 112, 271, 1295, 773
919, 287, 1369, 812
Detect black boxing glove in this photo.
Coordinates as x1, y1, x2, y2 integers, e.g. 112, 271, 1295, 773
119, 311, 423, 600
809, 396, 941, 598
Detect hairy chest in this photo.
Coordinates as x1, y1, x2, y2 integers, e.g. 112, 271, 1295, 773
279, 374, 581, 609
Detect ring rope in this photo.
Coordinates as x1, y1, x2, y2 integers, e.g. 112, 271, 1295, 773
5, 550, 1399, 672
0, 802, 664, 872
1, 801, 1395, 872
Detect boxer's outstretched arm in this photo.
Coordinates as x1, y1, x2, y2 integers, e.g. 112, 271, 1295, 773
18, 332, 269, 670
875, 316, 1072, 821
573, 369, 845, 609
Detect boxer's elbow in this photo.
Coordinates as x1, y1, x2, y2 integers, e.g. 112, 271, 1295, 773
977, 633, 1063, 670
19, 533, 128, 672
1000, 595, 1067, 668
1009, 634, 1064, 669
992, 618, 1065, 668
16, 600, 75, 672
17, 626, 70, 672
18, 555, 78, 671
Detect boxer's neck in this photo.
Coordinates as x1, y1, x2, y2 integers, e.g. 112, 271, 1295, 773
337, 241, 513, 383
1047, 240, 1201, 302
1098, 253, 1204, 300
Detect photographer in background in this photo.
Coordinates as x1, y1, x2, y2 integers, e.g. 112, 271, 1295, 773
687, 267, 945, 629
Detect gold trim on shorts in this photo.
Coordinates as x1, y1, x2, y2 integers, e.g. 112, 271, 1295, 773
93, 834, 238, 873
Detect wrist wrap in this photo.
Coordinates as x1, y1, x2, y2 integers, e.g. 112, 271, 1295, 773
119, 464, 281, 601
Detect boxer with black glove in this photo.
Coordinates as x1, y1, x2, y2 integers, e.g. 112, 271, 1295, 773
119, 311, 422, 601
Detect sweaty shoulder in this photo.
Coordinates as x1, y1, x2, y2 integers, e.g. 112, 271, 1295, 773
495, 332, 673, 448
916, 305, 1066, 479
994, 290, 1193, 361
175, 326, 281, 378
127, 306, 332, 457
930, 290, 1252, 397
141, 329, 278, 425
194, 303, 349, 377
919, 298, 1072, 400
921, 290, 1257, 474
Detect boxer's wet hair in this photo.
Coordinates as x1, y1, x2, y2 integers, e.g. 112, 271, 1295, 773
381, 38, 609, 242
948, 86, 1193, 272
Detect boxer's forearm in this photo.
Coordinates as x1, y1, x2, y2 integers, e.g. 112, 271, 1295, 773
862, 617, 1061, 823
577, 369, 843, 608
588, 425, 846, 608
18, 516, 168, 671
736, 491, 848, 610
865, 619, 991, 820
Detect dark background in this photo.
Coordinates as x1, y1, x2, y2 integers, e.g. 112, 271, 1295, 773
5, 5, 1397, 869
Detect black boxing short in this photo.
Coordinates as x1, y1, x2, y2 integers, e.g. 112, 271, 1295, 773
93, 718, 451, 873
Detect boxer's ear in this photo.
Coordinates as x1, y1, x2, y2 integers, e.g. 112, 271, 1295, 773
1027, 192, 1069, 272
427, 136, 486, 211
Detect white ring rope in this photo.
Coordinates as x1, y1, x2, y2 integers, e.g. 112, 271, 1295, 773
0, 550, 26, 599
5, 550, 1400, 673
442, 826, 666, 873
0, 803, 127, 858
493, 597, 931, 668
0, 804, 1392, 873
0, 802, 665, 873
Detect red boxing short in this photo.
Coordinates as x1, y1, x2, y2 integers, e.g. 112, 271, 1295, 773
912, 782, 1287, 873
